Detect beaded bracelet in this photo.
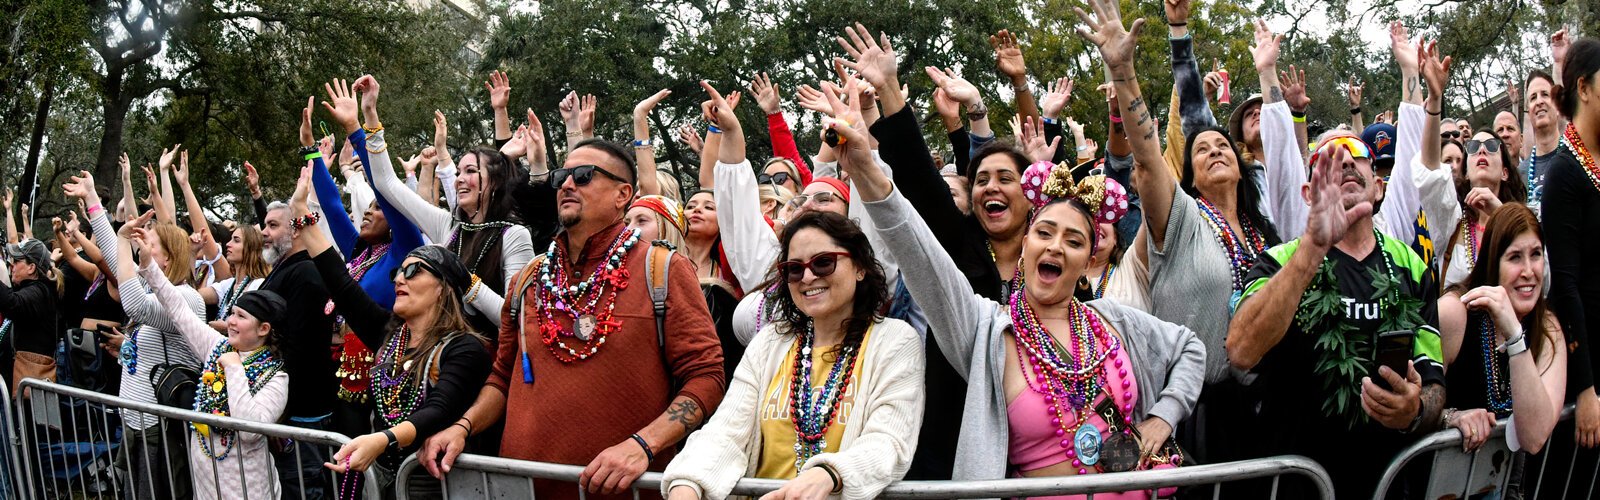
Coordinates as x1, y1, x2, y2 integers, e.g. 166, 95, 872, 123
290, 212, 322, 230
463, 275, 484, 304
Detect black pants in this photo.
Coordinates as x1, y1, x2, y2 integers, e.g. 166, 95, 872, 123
274, 415, 334, 500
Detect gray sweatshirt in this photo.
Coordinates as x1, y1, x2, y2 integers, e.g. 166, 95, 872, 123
865, 187, 1206, 483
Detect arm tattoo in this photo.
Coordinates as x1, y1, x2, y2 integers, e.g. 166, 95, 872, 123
1267, 86, 1284, 104
1416, 383, 1446, 433
1404, 76, 1420, 98
666, 399, 703, 430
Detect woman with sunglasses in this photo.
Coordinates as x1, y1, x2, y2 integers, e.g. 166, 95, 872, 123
336, 75, 529, 331
288, 164, 491, 496
760, 157, 804, 195
1436, 203, 1564, 454
662, 210, 925, 500
828, 66, 1204, 490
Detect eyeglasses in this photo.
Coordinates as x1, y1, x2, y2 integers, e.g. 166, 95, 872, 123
391, 260, 441, 282
1465, 138, 1502, 154
795, 191, 842, 207
1309, 136, 1373, 166
757, 171, 792, 186
1441, 131, 1462, 140
552, 165, 631, 187
776, 252, 852, 283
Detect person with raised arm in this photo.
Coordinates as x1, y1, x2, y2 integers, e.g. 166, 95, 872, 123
66, 170, 203, 500
172, 150, 232, 288
749, 72, 815, 188
840, 13, 1204, 490
136, 225, 289, 500
419, 114, 725, 500
346, 75, 526, 332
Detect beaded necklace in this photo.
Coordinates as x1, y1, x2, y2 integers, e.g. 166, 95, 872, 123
449, 221, 514, 273
1459, 212, 1481, 270
533, 228, 642, 362
1008, 288, 1124, 473
787, 320, 862, 469
1562, 123, 1600, 195
1475, 314, 1513, 416
215, 278, 257, 322
372, 324, 425, 427
1528, 144, 1539, 203
192, 344, 282, 460
1092, 264, 1116, 300
348, 242, 392, 282
1194, 197, 1267, 292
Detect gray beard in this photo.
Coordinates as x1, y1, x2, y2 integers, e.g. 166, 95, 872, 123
264, 237, 292, 264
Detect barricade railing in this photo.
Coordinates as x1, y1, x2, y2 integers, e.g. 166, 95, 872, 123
396, 452, 1336, 499
9, 377, 382, 500
0, 374, 23, 500
1373, 404, 1579, 499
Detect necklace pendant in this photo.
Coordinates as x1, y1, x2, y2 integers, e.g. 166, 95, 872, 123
575, 314, 596, 341
1075, 425, 1102, 465
402, 359, 414, 372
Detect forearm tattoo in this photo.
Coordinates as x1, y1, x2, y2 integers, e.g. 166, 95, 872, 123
1417, 384, 1446, 433
666, 399, 703, 431
1267, 86, 1284, 104
1126, 97, 1156, 142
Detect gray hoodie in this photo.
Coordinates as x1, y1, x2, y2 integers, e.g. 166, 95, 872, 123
864, 186, 1207, 484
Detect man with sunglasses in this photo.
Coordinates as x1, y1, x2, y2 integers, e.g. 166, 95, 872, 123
425, 138, 725, 500
1228, 137, 1447, 497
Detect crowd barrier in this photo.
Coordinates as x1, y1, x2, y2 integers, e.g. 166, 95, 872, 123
7, 377, 381, 500
393, 452, 1336, 499
1372, 405, 1581, 499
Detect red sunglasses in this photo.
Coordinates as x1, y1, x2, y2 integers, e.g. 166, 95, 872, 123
776, 252, 852, 283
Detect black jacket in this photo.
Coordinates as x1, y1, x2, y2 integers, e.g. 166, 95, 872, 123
263, 250, 336, 419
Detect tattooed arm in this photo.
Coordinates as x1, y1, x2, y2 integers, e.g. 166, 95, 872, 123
1391, 22, 1424, 105
1417, 383, 1446, 434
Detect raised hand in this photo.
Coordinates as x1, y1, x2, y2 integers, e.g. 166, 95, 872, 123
158, 144, 182, 171
318, 136, 334, 161
1203, 62, 1223, 97
1552, 28, 1570, 69
499, 125, 529, 160
794, 84, 834, 114
400, 152, 421, 178
243, 161, 261, 199
635, 89, 674, 119
1303, 144, 1373, 248
932, 87, 960, 123
1164, 0, 1191, 26
700, 81, 741, 132
1418, 39, 1453, 102
924, 67, 981, 105
747, 74, 780, 115
63, 170, 101, 208
1250, 19, 1282, 72
578, 94, 597, 137
321, 78, 361, 134
989, 29, 1027, 81
1073, 0, 1145, 73
1041, 77, 1073, 119
1280, 65, 1310, 111
1, 189, 11, 210
676, 124, 703, 155
351, 74, 382, 130
299, 96, 317, 148
1506, 80, 1521, 111
1020, 116, 1062, 163
484, 70, 510, 110
525, 109, 548, 170
1347, 77, 1364, 109
821, 80, 873, 172
419, 147, 439, 169
836, 23, 899, 91
1390, 21, 1418, 74
433, 110, 450, 163
559, 91, 580, 126
174, 150, 190, 186
118, 152, 132, 178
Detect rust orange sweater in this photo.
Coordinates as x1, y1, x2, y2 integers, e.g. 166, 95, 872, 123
490, 222, 726, 499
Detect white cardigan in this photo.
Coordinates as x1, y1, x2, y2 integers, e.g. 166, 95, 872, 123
662, 317, 925, 500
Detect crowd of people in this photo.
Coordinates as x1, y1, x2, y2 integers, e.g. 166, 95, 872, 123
2, 2, 1599, 499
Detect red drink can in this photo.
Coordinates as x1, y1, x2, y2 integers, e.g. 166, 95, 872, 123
1218, 69, 1232, 105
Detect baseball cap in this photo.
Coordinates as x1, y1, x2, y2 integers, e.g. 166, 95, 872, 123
1360, 123, 1397, 161
6, 239, 51, 270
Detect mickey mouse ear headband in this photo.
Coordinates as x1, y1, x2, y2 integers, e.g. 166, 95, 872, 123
1020, 160, 1130, 226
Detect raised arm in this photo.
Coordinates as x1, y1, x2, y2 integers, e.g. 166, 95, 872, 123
486, 70, 512, 143
992, 29, 1038, 124
176, 150, 232, 280
750, 73, 813, 184
695, 90, 740, 189
1348, 77, 1366, 131
1165, 0, 1219, 135
2, 190, 15, 245
157, 145, 179, 224
341, 75, 454, 244
1253, 20, 1311, 241
138, 258, 224, 360
633, 89, 673, 197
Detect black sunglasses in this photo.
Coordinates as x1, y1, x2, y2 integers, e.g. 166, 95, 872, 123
757, 171, 792, 186
1441, 131, 1462, 140
391, 260, 441, 282
776, 252, 852, 283
1465, 138, 1502, 154
552, 165, 631, 187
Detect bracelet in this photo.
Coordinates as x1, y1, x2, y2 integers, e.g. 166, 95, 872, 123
1292, 114, 1307, 124
451, 422, 471, 435
630, 433, 656, 463
363, 124, 383, 134
303, 151, 323, 161
463, 275, 484, 304
86, 204, 105, 218
1426, 107, 1443, 116
1168, 22, 1187, 27
817, 463, 843, 494
964, 102, 988, 121
1349, 107, 1362, 115
1042, 117, 1060, 125
1109, 114, 1124, 124
706, 125, 722, 134
290, 212, 322, 230
382, 429, 398, 449
1498, 329, 1527, 352
1291, 109, 1307, 119
459, 416, 475, 435
1504, 337, 1530, 357
632, 138, 658, 148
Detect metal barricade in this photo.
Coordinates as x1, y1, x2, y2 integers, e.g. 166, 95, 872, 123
10, 377, 382, 500
1373, 405, 1579, 499
396, 452, 1336, 499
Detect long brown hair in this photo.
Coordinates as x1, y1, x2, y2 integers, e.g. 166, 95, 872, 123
389, 278, 486, 384
232, 225, 271, 281
1447, 203, 1553, 361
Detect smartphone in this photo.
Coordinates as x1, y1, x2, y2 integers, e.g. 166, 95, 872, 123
1372, 330, 1414, 392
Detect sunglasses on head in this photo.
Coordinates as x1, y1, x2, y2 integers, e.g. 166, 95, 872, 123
776, 252, 852, 283
391, 260, 441, 282
552, 165, 630, 187
1441, 131, 1462, 140
1465, 138, 1502, 154
757, 171, 792, 186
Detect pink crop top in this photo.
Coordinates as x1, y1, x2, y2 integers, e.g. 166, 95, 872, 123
1007, 344, 1139, 474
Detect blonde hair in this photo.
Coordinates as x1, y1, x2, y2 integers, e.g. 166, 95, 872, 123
758, 183, 796, 219
651, 211, 686, 251
232, 225, 271, 281
657, 171, 682, 203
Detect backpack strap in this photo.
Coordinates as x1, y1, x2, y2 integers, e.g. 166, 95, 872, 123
644, 242, 676, 396
510, 255, 544, 384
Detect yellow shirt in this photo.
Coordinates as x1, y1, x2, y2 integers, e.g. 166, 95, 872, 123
754, 329, 871, 478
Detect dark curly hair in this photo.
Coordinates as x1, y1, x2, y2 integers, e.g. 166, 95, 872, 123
456, 146, 524, 223
1181, 126, 1281, 247
759, 211, 888, 355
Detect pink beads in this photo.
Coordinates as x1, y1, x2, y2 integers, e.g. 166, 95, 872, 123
1078, 468, 1088, 475
1060, 439, 1071, 448
1072, 459, 1082, 467
1052, 417, 1061, 426
1056, 428, 1065, 437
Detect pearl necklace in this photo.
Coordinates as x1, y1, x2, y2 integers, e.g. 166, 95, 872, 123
1194, 197, 1267, 293
788, 320, 862, 469
1563, 123, 1600, 196
1475, 314, 1512, 416
192, 345, 282, 460
534, 228, 642, 362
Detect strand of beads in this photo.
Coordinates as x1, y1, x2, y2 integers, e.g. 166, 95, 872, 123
192, 344, 282, 460
1563, 123, 1600, 195
534, 228, 642, 362
372, 325, 426, 427
1009, 292, 1131, 474
788, 321, 862, 469
1195, 197, 1267, 292
1477, 315, 1513, 416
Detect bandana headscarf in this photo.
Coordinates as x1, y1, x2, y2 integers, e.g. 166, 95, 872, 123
235, 290, 288, 327
808, 177, 852, 204
630, 195, 685, 236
